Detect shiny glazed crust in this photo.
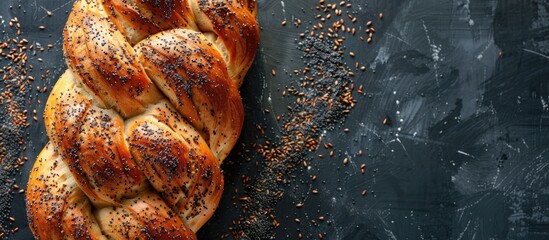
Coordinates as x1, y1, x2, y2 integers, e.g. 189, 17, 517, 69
26, 0, 259, 239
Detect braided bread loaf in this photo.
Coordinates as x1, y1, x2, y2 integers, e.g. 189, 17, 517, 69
26, 0, 259, 238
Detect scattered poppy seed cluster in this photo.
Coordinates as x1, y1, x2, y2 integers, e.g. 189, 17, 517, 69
0, 14, 52, 237
225, 1, 383, 239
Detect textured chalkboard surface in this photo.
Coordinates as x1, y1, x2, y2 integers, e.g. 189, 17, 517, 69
2, 0, 549, 239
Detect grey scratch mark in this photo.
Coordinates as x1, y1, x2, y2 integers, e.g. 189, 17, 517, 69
344, 151, 360, 172
359, 123, 384, 140
359, 123, 451, 147
375, 210, 397, 240
30, 0, 39, 20
541, 96, 549, 111
370, 46, 389, 71
334, 219, 341, 239
385, 229, 398, 240
523, 48, 549, 61
463, 0, 475, 26
476, 41, 493, 60
457, 150, 476, 159
421, 20, 440, 87
494, 155, 535, 189
521, 138, 529, 149
504, 143, 520, 153
38, 0, 75, 21
471, 229, 477, 240
395, 131, 450, 146
470, 218, 480, 240
280, 1, 286, 19
387, 138, 410, 156
456, 219, 471, 240
540, 116, 544, 133
300, 182, 314, 206
455, 193, 490, 221
384, 32, 422, 52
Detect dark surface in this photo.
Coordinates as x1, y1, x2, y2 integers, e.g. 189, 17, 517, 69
1, 0, 549, 239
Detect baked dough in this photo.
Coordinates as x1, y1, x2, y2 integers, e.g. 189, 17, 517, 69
26, 0, 259, 239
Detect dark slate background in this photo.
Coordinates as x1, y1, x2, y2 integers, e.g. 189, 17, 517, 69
1, 0, 548, 239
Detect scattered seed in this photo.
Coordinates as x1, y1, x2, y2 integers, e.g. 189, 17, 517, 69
383, 117, 390, 125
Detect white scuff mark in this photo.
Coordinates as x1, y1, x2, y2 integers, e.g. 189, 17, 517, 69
476, 42, 493, 60
257, 71, 266, 103
375, 210, 398, 240
505, 143, 520, 153
280, 1, 286, 19
455, 193, 490, 221
541, 96, 549, 111
358, 123, 384, 144
395, 138, 409, 156
463, 0, 475, 26
531, 0, 549, 56
522, 138, 530, 149
457, 150, 475, 159
299, 183, 314, 209
494, 160, 526, 189
430, 43, 442, 62
385, 32, 420, 52
541, 116, 544, 133
38, 0, 75, 21
523, 48, 549, 61
384, 229, 398, 240
370, 46, 389, 71
456, 220, 471, 240
422, 20, 441, 86
386, 138, 410, 156
31, 0, 43, 21
344, 151, 359, 171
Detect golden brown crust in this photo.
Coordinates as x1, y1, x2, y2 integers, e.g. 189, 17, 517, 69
26, 143, 107, 240
125, 102, 224, 231
44, 72, 147, 206
27, 0, 258, 238
135, 29, 244, 160
191, 0, 260, 86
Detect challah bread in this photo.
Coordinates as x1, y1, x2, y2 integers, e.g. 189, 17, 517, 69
26, 0, 259, 239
